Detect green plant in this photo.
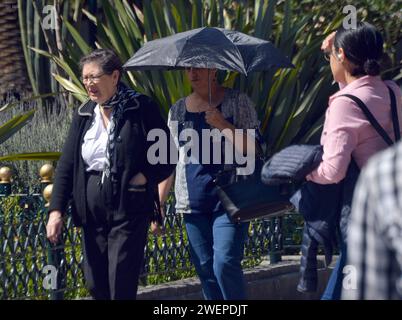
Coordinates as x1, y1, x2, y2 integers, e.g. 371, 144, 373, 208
0, 194, 278, 299
17, 0, 90, 103
29, 0, 401, 154
0, 97, 70, 187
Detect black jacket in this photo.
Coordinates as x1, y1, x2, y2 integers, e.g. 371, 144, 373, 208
265, 88, 400, 293
290, 151, 360, 293
49, 94, 176, 227
263, 144, 358, 292
261, 144, 323, 186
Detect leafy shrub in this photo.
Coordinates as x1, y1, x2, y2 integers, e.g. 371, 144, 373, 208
0, 97, 74, 188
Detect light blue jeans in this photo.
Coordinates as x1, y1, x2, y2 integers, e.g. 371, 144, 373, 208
321, 240, 347, 300
184, 212, 249, 300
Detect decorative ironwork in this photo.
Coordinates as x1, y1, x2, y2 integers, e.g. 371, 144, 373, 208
0, 165, 302, 300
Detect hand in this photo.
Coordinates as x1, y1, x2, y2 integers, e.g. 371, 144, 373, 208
205, 107, 229, 130
150, 221, 165, 236
46, 211, 63, 244
321, 31, 336, 52
129, 172, 147, 185
150, 205, 165, 236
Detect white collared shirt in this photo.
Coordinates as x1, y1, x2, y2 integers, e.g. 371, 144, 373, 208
81, 104, 112, 172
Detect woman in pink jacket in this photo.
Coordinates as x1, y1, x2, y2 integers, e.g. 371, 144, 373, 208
309, 22, 402, 299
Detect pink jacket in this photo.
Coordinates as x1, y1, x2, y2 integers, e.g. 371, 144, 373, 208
307, 75, 402, 184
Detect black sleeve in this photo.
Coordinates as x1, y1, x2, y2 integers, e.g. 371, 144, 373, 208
48, 111, 80, 215
140, 97, 176, 186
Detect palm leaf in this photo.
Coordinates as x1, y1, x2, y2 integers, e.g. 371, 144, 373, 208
0, 152, 61, 161
0, 110, 35, 145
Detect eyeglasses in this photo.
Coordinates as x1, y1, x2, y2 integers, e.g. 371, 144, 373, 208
81, 73, 106, 83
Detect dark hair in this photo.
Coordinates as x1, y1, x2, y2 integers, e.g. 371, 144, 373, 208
79, 49, 123, 80
334, 22, 383, 76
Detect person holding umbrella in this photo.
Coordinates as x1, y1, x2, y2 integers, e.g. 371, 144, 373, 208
158, 66, 260, 300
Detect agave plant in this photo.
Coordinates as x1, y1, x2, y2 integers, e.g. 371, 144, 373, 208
41, 0, 340, 154
0, 94, 62, 161
17, 0, 92, 100
26, 0, 402, 156
0, 0, 79, 162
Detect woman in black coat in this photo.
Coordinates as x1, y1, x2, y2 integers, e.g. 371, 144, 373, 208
46, 49, 175, 300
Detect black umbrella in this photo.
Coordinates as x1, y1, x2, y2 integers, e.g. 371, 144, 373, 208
123, 27, 293, 75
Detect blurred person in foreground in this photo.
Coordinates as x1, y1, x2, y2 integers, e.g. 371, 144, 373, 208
343, 140, 402, 299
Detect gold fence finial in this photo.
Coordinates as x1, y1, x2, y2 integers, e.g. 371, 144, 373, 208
43, 184, 53, 207
0, 167, 12, 184
39, 164, 55, 183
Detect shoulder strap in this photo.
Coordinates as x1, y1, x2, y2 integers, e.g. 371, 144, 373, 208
387, 85, 400, 142
339, 93, 395, 146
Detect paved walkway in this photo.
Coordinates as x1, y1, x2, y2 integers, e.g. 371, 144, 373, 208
137, 256, 335, 300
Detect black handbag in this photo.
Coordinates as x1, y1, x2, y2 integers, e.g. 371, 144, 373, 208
214, 148, 295, 223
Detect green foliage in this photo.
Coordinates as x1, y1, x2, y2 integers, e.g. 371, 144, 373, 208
18, 0, 88, 102
0, 110, 35, 145
4, 0, 399, 299
0, 91, 67, 163
0, 97, 72, 188
0, 194, 48, 299
26, 0, 401, 155
282, 212, 304, 255
0, 196, 277, 299
144, 225, 196, 285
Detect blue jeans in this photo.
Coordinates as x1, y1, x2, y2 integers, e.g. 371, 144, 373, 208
321, 240, 347, 300
184, 212, 249, 300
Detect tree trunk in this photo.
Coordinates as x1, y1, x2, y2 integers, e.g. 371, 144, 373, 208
0, 0, 30, 98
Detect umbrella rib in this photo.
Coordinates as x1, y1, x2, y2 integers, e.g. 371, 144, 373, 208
174, 37, 189, 68
221, 30, 248, 75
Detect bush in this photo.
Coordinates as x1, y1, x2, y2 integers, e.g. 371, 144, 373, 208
0, 96, 74, 189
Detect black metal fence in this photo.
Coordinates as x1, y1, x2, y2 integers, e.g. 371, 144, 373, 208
0, 165, 303, 300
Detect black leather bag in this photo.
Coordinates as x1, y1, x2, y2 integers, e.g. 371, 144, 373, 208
214, 153, 294, 223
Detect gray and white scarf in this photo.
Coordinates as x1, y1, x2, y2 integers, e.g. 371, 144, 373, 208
100, 83, 140, 202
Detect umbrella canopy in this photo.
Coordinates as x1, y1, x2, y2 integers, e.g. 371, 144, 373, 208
123, 27, 293, 75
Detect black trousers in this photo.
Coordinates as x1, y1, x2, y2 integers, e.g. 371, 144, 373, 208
82, 172, 150, 300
